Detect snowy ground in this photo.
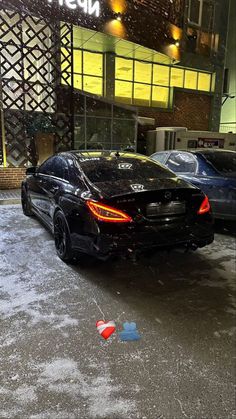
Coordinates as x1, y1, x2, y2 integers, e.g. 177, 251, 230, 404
0, 205, 235, 419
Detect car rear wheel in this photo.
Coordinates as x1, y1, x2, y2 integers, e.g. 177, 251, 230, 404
53, 211, 75, 263
21, 188, 33, 216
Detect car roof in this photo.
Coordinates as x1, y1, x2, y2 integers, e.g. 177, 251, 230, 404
152, 149, 236, 155
62, 150, 153, 163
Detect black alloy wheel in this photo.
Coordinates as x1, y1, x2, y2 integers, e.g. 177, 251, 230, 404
21, 188, 33, 216
53, 211, 74, 262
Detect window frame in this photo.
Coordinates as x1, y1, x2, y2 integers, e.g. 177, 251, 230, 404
188, 0, 203, 26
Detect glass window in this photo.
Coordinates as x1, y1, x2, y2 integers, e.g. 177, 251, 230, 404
74, 74, 82, 90
189, 0, 201, 25
61, 48, 71, 72
170, 68, 184, 88
115, 57, 133, 81
151, 152, 168, 164
53, 157, 69, 180
134, 83, 151, 106
86, 117, 112, 149
86, 97, 111, 117
61, 72, 72, 87
153, 65, 170, 86
74, 116, 85, 149
83, 51, 103, 76
83, 76, 103, 95
198, 72, 211, 91
39, 157, 56, 175
73, 50, 82, 74
166, 152, 197, 173
115, 81, 132, 104
184, 70, 198, 90
134, 61, 152, 84
80, 158, 174, 184
201, 1, 214, 30
152, 86, 169, 108
202, 151, 236, 175
113, 120, 136, 150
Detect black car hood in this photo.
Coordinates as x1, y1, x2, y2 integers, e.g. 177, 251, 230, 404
92, 177, 197, 199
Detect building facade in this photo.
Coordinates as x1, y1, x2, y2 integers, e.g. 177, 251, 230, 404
220, 0, 236, 134
0, 0, 230, 187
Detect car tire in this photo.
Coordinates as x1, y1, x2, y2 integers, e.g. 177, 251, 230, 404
21, 188, 33, 217
53, 211, 75, 263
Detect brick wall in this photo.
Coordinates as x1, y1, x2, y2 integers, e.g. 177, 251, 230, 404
140, 91, 212, 131
0, 168, 26, 190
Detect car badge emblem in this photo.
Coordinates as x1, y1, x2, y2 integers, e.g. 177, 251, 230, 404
118, 163, 132, 170
131, 184, 144, 191
164, 191, 172, 200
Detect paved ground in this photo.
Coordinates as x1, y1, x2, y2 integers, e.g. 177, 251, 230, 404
0, 190, 21, 205
0, 205, 235, 419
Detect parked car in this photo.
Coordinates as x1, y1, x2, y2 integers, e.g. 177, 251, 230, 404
150, 149, 236, 220
22, 151, 214, 262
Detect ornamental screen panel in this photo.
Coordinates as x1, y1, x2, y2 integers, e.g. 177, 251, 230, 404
0, 10, 57, 112
0, 8, 70, 167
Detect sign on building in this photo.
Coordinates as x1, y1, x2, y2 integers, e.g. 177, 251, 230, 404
47, 0, 100, 17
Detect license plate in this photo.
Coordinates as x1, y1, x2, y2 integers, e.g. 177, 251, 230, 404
146, 201, 186, 217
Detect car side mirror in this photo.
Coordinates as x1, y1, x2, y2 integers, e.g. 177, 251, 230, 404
26, 166, 37, 176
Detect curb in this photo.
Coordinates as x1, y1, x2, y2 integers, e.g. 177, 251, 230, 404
0, 199, 21, 205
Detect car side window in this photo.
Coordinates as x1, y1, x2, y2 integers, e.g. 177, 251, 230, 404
53, 157, 70, 181
38, 156, 69, 181
152, 152, 168, 164
38, 157, 56, 176
166, 152, 197, 174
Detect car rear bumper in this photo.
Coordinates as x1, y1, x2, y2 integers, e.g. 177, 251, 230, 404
72, 218, 214, 259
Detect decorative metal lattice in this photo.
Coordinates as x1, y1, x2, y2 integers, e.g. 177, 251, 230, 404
4, 110, 28, 167
0, 8, 74, 167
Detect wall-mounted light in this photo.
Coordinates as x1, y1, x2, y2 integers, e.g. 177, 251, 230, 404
115, 12, 122, 21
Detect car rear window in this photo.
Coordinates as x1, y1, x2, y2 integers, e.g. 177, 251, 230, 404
202, 152, 236, 175
80, 158, 174, 183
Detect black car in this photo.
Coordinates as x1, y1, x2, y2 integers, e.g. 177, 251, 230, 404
21, 151, 214, 262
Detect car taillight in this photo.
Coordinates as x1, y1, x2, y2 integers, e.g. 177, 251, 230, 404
198, 195, 211, 215
86, 200, 133, 223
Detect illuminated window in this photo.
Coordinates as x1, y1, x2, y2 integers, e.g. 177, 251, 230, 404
153, 65, 170, 86
73, 50, 82, 74
184, 70, 198, 90
152, 86, 169, 108
115, 80, 132, 104
84, 76, 103, 95
198, 72, 211, 91
61, 48, 71, 73
170, 68, 184, 88
84, 51, 103, 76
134, 61, 152, 84
115, 57, 133, 81
74, 74, 82, 90
134, 83, 151, 106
